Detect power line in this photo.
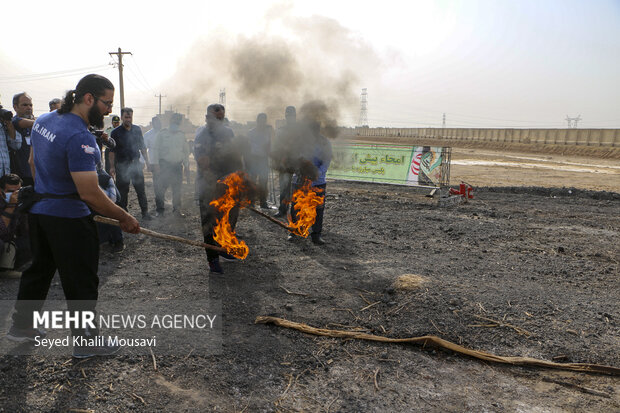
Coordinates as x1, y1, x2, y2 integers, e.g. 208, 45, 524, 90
0, 65, 110, 83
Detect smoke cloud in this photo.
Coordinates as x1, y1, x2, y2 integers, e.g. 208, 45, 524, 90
163, 6, 381, 136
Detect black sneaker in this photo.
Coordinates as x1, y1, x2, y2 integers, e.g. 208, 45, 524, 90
142, 213, 153, 221
208, 260, 223, 274
274, 211, 286, 218
111, 241, 125, 253
260, 203, 269, 209
311, 234, 326, 245
287, 233, 299, 242
6, 325, 47, 343
73, 337, 121, 359
219, 252, 238, 262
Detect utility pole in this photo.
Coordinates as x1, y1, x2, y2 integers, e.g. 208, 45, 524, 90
359, 88, 368, 127
442, 113, 446, 128
108, 47, 132, 109
219, 88, 226, 106
155, 93, 167, 115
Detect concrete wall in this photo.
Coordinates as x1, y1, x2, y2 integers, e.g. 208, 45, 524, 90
354, 128, 620, 147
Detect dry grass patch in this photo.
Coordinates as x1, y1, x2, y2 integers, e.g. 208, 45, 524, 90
393, 274, 427, 291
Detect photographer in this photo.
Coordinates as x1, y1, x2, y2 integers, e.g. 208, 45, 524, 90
11, 93, 35, 186
0, 105, 22, 176
0, 174, 30, 277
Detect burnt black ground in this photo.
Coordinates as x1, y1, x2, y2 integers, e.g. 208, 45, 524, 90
0, 177, 618, 412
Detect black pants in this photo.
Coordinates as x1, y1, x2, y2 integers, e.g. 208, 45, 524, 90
247, 155, 269, 206
290, 183, 326, 236
12, 214, 99, 336
278, 172, 292, 215
198, 177, 239, 262
155, 160, 183, 212
116, 160, 149, 214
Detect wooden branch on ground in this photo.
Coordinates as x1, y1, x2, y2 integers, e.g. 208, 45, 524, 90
255, 316, 620, 376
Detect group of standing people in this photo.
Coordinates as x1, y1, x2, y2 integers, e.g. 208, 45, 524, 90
195, 104, 332, 273
4, 72, 332, 358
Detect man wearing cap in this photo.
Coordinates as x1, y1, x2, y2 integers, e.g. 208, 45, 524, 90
104, 115, 121, 173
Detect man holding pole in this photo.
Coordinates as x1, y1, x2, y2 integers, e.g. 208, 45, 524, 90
6, 74, 140, 358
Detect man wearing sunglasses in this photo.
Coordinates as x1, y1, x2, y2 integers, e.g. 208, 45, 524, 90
6, 74, 140, 357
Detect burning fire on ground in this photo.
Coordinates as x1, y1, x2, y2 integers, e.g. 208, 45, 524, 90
210, 172, 251, 259
210, 173, 325, 259
287, 180, 325, 237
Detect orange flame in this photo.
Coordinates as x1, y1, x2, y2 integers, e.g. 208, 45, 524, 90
287, 180, 325, 237
209, 172, 250, 259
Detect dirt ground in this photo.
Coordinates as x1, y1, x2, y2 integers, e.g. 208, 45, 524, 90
0, 143, 618, 412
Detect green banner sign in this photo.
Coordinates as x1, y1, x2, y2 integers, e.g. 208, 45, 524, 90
327, 143, 446, 187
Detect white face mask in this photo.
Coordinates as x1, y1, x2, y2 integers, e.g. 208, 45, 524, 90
5, 192, 12, 203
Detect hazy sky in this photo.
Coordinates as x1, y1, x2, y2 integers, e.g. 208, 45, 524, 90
1, 0, 618, 128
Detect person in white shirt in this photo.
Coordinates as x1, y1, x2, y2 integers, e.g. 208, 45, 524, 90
143, 116, 162, 202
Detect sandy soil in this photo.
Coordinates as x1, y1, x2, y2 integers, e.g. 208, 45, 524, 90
0, 144, 618, 412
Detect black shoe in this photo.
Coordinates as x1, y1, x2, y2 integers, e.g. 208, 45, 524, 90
311, 234, 325, 245
274, 211, 286, 218
111, 241, 125, 253
287, 233, 298, 242
154, 210, 164, 217
142, 212, 153, 221
6, 325, 47, 343
73, 337, 121, 359
208, 259, 223, 273
260, 203, 269, 209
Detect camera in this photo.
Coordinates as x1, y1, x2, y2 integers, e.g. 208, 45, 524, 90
0, 108, 13, 122
89, 127, 104, 138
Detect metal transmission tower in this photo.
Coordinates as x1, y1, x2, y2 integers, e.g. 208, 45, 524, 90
358, 88, 368, 126
108, 47, 132, 109
565, 115, 582, 128
219, 88, 226, 106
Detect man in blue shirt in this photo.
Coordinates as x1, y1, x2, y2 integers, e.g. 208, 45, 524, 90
11, 92, 35, 186
288, 120, 332, 245
109, 108, 152, 220
6, 74, 140, 358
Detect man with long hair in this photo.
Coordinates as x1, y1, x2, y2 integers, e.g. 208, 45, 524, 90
6, 74, 140, 358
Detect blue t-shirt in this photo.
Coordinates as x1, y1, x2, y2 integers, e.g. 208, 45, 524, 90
30, 112, 100, 218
